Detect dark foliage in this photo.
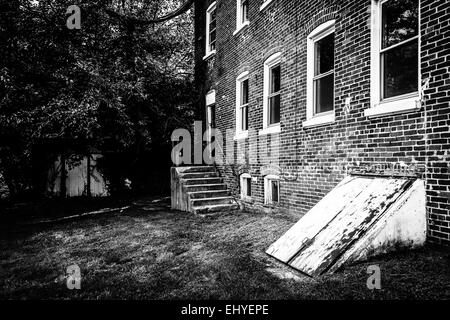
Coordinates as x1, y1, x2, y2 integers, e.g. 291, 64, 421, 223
0, 0, 195, 197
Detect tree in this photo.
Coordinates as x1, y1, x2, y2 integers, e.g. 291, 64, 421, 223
0, 0, 195, 197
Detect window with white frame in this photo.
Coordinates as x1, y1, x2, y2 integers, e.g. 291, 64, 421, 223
262, 53, 282, 133
205, 2, 217, 58
235, 0, 249, 33
304, 20, 335, 127
264, 175, 280, 205
236, 72, 249, 137
240, 173, 252, 200
367, 0, 420, 117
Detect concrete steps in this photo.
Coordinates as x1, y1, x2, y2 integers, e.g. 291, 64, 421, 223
172, 166, 238, 214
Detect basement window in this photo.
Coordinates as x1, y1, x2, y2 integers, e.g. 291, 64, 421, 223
204, 2, 217, 60
304, 20, 336, 128
235, 71, 249, 140
240, 173, 252, 200
234, 0, 250, 35
366, 0, 420, 117
260, 52, 282, 135
264, 175, 280, 205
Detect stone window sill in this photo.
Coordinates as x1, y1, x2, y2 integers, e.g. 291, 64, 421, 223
233, 21, 250, 36
302, 113, 335, 128
365, 96, 421, 117
203, 50, 216, 61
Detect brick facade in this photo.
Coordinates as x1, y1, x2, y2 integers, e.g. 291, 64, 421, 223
194, 0, 450, 245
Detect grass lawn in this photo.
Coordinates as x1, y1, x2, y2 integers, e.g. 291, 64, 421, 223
0, 199, 449, 300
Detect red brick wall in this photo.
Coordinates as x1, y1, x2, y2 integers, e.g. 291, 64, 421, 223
194, 0, 450, 245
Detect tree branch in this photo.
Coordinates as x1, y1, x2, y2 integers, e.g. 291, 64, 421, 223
104, 0, 194, 25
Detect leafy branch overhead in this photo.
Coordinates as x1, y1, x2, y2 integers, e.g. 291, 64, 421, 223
0, 0, 196, 196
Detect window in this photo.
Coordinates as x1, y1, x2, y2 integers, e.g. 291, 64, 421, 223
205, 90, 216, 157
235, 0, 250, 34
204, 2, 217, 59
264, 175, 280, 205
261, 52, 282, 135
268, 65, 281, 125
304, 20, 336, 128
236, 72, 249, 139
366, 0, 420, 117
240, 173, 252, 200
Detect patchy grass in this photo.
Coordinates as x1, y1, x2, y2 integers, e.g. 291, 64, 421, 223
0, 202, 449, 300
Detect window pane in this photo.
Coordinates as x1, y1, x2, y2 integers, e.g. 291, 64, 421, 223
242, 0, 249, 23
270, 65, 281, 94
246, 178, 251, 197
315, 33, 335, 76
210, 9, 216, 24
314, 73, 334, 114
382, 0, 418, 49
383, 40, 418, 99
271, 180, 279, 203
210, 30, 216, 50
269, 94, 280, 125
241, 79, 249, 105
241, 106, 248, 131
208, 105, 216, 128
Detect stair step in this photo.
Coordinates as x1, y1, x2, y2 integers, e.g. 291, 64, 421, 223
183, 177, 222, 186
181, 166, 215, 173
188, 190, 230, 199
185, 184, 228, 192
191, 196, 234, 207
193, 203, 240, 215
180, 172, 218, 179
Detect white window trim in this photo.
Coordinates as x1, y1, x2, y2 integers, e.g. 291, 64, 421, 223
235, 71, 250, 140
206, 90, 216, 107
304, 20, 336, 128
365, 0, 421, 118
203, 2, 217, 60
260, 0, 275, 11
205, 90, 216, 141
234, 0, 250, 35
233, 21, 250, 36
240, 173, 252, 201
264, 174, 280, 205
259, 52, 282, 136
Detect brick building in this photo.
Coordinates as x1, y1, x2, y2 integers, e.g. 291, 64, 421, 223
192, 0, 450, 245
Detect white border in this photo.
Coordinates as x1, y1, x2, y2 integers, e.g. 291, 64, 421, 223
235, 71, 250, 140
240, 173, 252, 201
203, 2, 217, 60
259, 52, 282, 136
234, 0, 250, 35
366, 0, 421, 117
264, 174, 280, 205
303, 20, 336, 128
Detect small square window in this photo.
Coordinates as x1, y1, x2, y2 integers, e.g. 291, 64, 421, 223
270, 180, 279, 203
241, 174, 252, 200
264, 176, 280, 205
